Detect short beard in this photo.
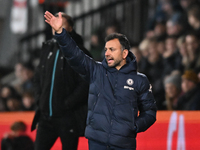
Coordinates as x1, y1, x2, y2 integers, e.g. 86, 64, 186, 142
108, 58, 122, 68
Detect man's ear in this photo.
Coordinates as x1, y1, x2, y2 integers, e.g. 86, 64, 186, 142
123, 49, 129, 59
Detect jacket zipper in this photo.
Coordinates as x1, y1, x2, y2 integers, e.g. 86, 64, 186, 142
49, 50, 60, 116
107, 71, 118, 145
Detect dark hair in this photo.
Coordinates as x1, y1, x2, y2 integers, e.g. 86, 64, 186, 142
166, 35, 178, 40
22, 62, 34, 71
11, 121, 27, 132
22, 91, 34, 98
188, 5, 200, 21
55, 12, 74, 28
0, 84, 19, 98
185, 31, 199, 39
105, 33, 130, 51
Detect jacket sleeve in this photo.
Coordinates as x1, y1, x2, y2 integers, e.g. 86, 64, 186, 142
135, 76, 157, 133
64, 68, 89, 109
54, 29, 97, 82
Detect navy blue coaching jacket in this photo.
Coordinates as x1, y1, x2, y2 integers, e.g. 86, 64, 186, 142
55, 29, 157, 149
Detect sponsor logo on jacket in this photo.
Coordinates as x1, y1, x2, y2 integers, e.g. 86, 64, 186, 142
124, 79, 134, 91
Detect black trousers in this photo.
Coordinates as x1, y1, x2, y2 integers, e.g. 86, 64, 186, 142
34, 114, 79, 150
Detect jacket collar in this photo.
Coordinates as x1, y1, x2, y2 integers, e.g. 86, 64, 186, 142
102, 51, 137, 73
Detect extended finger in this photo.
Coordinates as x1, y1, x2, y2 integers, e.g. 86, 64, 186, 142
58, 12, 62, 19
45, 19, 50, 24
44, 14, 51, 21
45, 11, 53, 19
44, 13, 52, 20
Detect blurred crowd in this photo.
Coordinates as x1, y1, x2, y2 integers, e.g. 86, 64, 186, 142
1, 0, 200, 111
135, 0, 200, 110
140, 0, 200, 110
89, 0, 200, 110
0, 61, 35, 112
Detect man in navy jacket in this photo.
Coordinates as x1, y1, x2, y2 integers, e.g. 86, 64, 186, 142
44, 11, 157, 150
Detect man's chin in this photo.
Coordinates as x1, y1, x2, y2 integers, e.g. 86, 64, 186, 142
108, 63, 115, 68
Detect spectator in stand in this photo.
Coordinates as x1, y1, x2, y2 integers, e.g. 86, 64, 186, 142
21, 91, 35, 111
0, 85, 18, 100
0, 85, 20, 111
20, 62, 35, 94
130, 44, 145, 72
11, 62, 24, 94
176, 70, 200, 110
185, 32, 200, 71
11, 62, 35, 95
156, 36, 166, 55
162, 35, 182, 76
138, 38, 150, 58
147, 0, 183, 31
166, 13, 188, 37
164, 72, 182, 110
176, 35, 189, 72
139, 38, 165, 109
6, 95, 22, 111
180, 0, 200, 12
154, 21, 167, 39
146, 21, 167, 46
187, 5, 200, 38
1, 121, 34, 150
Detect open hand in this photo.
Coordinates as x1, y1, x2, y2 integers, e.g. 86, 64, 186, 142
44, 11, 63, 33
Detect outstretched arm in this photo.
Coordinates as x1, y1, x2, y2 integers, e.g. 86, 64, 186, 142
44, 11, 98, 82
44, 11, 63, 34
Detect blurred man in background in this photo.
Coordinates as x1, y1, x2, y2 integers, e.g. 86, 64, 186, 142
32, 12, 91, 150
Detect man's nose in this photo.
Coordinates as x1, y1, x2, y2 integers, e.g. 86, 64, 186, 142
105, 50, 110, 56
